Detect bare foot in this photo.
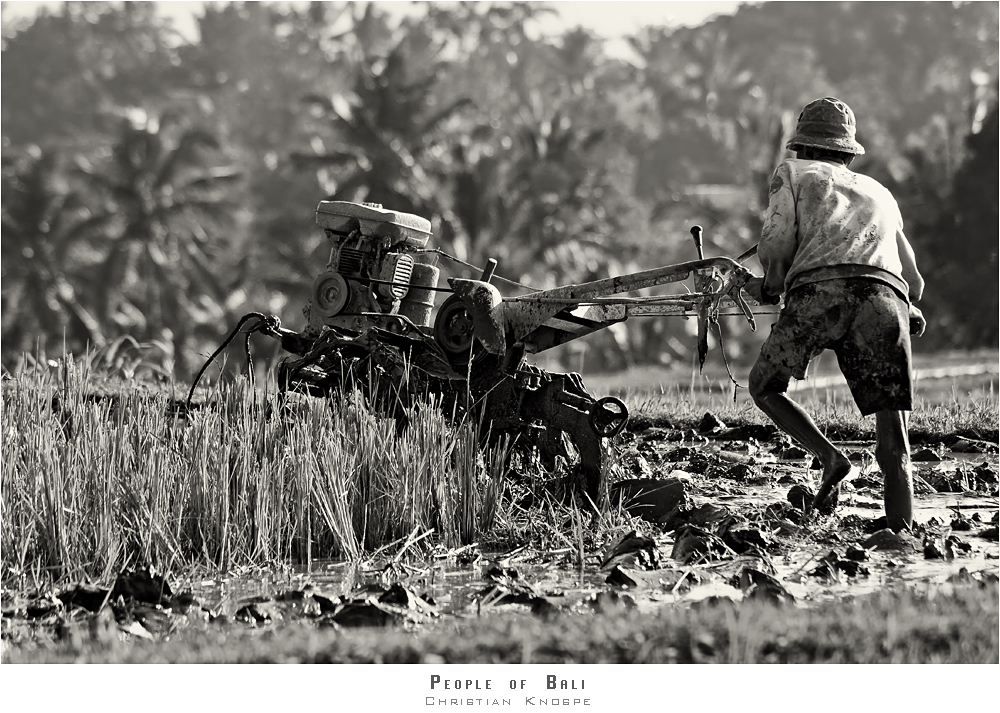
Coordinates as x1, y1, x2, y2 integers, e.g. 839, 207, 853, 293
812, 454, 852, 512
814, 483, 840, 514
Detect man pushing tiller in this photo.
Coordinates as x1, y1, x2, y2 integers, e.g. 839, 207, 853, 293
746, 97, 926, 532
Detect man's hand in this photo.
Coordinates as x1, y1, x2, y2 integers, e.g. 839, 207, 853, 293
909, 304, 926, 337
744, 276, 780, 305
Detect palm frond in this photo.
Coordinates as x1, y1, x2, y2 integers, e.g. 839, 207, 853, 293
178, 169, 242, 193
154, 129, 222, 190
290, 151, 359, 169
419, 97, 475, 136
179, 240, 229, 301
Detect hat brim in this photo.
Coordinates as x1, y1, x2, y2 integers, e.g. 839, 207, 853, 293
786, 135, 865, 155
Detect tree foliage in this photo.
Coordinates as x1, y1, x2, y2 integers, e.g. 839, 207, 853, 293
2, 1, 996, 375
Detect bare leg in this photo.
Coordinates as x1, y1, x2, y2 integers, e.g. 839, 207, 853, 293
749, 363, 852, 508
875, 409, 912, 532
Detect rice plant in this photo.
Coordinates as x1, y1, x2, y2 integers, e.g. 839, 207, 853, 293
1, 363, 504, 585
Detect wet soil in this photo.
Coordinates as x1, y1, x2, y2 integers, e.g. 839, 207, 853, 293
607, 422, 998, 604
3, 422, 997, 652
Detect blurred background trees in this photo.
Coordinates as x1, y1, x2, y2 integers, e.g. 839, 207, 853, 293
2, 1, 997, 378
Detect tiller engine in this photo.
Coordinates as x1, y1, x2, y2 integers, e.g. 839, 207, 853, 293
200, 200, 772, 504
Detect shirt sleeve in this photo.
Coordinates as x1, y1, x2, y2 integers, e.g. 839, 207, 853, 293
757, 162, 798, 298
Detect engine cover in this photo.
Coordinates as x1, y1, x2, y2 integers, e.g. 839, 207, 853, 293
315, 201, 432, 247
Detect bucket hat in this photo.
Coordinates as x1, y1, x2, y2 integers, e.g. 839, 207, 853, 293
786, 97, 865, 155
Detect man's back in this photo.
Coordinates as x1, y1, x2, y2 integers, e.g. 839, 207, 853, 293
760, 158, 922, 300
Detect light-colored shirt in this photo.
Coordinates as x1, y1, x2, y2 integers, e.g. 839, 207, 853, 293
758, 158, 924, 302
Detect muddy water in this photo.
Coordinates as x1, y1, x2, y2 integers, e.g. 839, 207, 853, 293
185, 441, 997, 622
319, 560, 611, 615
707, 483, 998, 603
184, 559, 611, 620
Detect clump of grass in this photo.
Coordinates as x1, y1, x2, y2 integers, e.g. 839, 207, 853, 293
0, 363, 503, 585
622, 378, 998, 442
475, 450, 649, 559
911, 383, 999, 440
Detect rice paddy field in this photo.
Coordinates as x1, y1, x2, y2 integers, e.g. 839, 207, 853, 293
1, 349, 997, 669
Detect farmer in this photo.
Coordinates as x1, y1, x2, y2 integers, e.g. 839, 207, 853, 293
746, 97, 925, 532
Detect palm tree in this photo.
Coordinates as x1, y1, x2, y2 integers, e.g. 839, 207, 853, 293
1, 148, 106, 362
75, 111, 241, 379
293, 27, 473, 221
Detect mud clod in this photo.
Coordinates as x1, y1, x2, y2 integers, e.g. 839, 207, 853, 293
329, 601, 401, 627
112, 567, 173, 605
950, 513, 975, 531
862, 529, 919, 552
722, 463, 762, 483
845, 544, 871, 561
976, 526, 999, 542
600, 530, 660, 571
662, 502, 736, 533
810, 551, 870, 578
585, 590, 637, 611
57, 584, 112, 613
610, 478, 688, 523
777, 446, 809, 460
912, 448, 943, 462
912, 473, 937, 494
786, 483, 815, 511
923, 538, 946, 560
697, 412, 726, 434
973, 463, 998, 483
946, 535, 973, 557
945, 435, 998, 454
723, 527, 773, 554
671, 524, 733, 564
735, 567, 795, 605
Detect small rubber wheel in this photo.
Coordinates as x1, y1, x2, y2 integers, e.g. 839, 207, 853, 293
588, 396, 629, 437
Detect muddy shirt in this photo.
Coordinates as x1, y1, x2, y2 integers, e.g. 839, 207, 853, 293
758, 159, 924, 302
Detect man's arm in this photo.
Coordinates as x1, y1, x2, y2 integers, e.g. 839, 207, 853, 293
895, 230, 924, 303
757, 162, 798, 300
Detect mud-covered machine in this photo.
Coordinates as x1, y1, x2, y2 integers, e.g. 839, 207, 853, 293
204, 200, 768, 502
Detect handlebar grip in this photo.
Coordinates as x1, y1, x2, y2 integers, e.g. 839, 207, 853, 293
690, 225, 705, 260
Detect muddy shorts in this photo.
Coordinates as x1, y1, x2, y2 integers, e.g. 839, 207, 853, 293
754, 278, 913, 415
